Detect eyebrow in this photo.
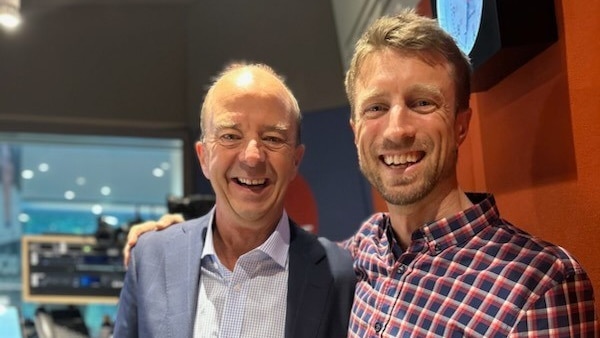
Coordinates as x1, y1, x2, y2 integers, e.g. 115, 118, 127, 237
211, 114, 237, 130
357, 83, 445, 104
212, 122, 291, 135
356, 87, 387, 103
409, 83, 444, 99
354, 93, 387, 114
213, 121, 238, 131
265, 123, 291, 134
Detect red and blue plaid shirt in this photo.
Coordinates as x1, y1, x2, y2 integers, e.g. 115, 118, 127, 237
344, 193, 599, 337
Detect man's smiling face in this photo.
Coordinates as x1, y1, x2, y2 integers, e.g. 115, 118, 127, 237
196, 68, 304, 226
351, 48, 470, 206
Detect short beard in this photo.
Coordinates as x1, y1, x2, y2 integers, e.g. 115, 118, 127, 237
359, 148, 458, 207
361, 164, 436, 206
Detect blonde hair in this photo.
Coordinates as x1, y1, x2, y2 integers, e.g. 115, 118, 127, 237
345, 9, 472, 121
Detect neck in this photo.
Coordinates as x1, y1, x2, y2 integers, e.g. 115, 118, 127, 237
212, 210, 280, 271
386, 185, 473, 251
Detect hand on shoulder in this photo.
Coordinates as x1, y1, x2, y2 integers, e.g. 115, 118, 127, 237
122, 213, 185, 267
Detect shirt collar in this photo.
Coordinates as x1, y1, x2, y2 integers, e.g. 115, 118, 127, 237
201, 208, 290, 268
418, 192, 499, 254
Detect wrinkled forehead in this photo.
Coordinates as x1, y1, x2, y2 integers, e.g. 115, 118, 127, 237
209, 113, 293, 138
206, 91, 295, 133
201, 67, 301, 139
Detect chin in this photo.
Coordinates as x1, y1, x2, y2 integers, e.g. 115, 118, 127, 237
236, 208, 270, 221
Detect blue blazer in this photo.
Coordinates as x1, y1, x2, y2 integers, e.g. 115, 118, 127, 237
113, 212, 356, 338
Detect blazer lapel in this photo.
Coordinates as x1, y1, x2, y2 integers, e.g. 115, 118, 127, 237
164, 215, 209, 337
285, 224, 333, 338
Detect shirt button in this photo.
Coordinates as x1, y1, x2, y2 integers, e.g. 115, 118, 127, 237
397, 264, 406, 274
434, 244, 442, 253
374, 322, 383, 332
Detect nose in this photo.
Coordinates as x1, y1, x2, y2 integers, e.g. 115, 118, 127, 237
240, 139, 265, 166
382, 106, 416, 142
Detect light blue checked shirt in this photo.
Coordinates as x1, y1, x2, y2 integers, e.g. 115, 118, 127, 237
193, 211, 290, 338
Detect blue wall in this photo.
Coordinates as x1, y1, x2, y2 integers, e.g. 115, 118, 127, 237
300, 106, 373, 241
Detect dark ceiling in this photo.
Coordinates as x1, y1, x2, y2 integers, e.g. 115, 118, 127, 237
2, 1, 420, 132
0, 0, 348, 138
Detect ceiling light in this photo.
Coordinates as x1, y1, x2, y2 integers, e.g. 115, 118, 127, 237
0, 0, 21, 30
64, 191, 75, 200
152, 168, 164, 177
100, 186, 111, 196
91, 204, 103, 215
21, 169, 34, 179
18, 213, 30, 223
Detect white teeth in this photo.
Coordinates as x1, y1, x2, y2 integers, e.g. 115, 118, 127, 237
238, 178, 266, 185
383, 153, 419, 166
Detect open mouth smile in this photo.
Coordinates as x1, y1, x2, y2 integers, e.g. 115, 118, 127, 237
234, 177, 268, 188
380, 151, 424, 168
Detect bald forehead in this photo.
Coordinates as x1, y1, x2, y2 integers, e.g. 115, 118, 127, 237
217, 67, 287, 95
200, 64, 302, 143
208, 68, 290, 119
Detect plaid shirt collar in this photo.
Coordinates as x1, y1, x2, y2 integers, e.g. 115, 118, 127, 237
385, 193, 498, 258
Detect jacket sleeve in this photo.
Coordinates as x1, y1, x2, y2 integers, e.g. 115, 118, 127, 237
113, 248, 140, 338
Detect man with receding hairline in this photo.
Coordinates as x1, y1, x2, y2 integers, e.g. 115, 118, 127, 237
113, 62, 355, 338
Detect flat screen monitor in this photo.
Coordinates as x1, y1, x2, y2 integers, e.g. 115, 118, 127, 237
21, 235, 125, 305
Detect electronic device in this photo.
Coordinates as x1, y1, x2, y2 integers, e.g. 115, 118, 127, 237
34, 306, 89, 338
21, 235, 125, 305
435, 0, 484, 56
432, 0, 558, 91
167, 194, 216, 220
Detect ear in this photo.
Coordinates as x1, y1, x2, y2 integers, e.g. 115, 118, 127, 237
350, 118, 358, 145
292, 144, 305, 177
195, 141, 211, 180
455, 108, 472, 146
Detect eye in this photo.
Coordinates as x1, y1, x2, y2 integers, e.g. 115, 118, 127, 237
262, 135, 287, 149
220, 133, 240, 141
361, 104, 388, 119
410, 99, 437, 114
216, 133, 242, 147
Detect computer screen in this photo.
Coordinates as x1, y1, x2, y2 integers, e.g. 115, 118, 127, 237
21, 235, 125, 305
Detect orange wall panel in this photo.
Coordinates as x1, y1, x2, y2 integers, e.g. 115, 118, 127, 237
379, 0, 600, 310
471, 0, 600, 310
